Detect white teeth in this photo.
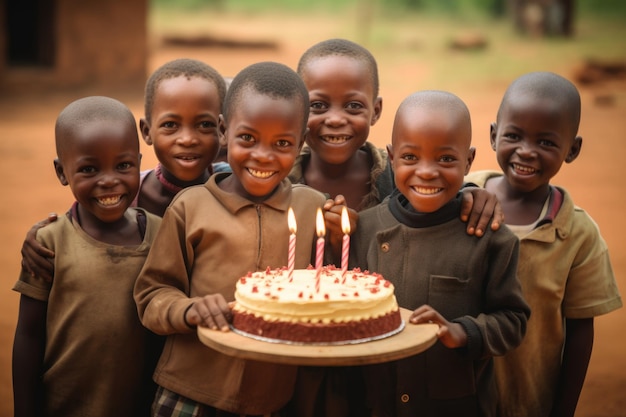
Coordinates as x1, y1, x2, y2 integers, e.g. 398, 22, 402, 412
413, 187, 442, 195
98, 195, 122, 206
323, 136, 349, 144
248, 169, 275, 179
513, 163, 536, 174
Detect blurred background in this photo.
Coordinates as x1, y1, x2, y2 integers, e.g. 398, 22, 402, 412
1, 0, 625, 416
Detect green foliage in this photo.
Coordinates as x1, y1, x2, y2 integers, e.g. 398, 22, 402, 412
151, 0, 626, 18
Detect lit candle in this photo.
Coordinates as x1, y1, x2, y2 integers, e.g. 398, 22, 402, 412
287, 207, 297, 282
341, 206, 350, 282
315, 208, 325, 292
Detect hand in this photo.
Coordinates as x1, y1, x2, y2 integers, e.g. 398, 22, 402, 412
460, 187, 503, 237
21, 213, 58, 282
409, 304, 468, 349
323, 195, 358, 263
185, 294, 232, 331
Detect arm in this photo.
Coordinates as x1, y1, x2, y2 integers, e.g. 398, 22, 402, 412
550, 318, 594, 417
21, 213, 58, 282
459, 187, 503, 237
12, 295, 47, 417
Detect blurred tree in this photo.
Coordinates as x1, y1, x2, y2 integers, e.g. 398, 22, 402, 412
509, 0, 575, 37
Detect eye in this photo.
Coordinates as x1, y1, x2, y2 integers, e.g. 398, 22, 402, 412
79, 165, 97, 174
539, 139, 556, 147
239, 133, 255, 144
276, 139, 293, 149
439, 155, 457, 163
199, 120, 217, 130
310, 101, 327, 112
346, 102, 364, 112
161, 121, 177, 130
503, 132, 520, 141
118, 161, 134, 170
400, 153, 417, 162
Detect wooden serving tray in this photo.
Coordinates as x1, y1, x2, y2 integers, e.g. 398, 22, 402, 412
197, 308, 438, 366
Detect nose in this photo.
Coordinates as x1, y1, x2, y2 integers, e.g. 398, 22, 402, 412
515, 141, 538, 159
324, 107, 347, 127
251, 142, 275, 162
97, 172, 120, 188
415, 160, 439, 180
176, 126, 197, 146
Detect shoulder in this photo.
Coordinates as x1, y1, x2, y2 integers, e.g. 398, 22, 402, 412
555, 187, 606, 242
36, 212, 73, 240
464, 170, 502, 188
291, 183, 327, 205
357, 201, 395, 233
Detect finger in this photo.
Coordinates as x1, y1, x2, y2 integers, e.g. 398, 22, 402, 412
211, 298, 232, 331
491, 203, 503, 231
459, 190, 474, 223
333, 194, 347, 206
466, 196, 487, 237
472, 197, 498, 237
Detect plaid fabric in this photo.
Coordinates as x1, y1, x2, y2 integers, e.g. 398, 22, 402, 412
152, 386, 278, 417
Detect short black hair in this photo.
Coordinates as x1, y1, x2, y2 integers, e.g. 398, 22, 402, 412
297, 38, 379, 98
222, 61, 309, 132
498, 71, 581, 134
394, 90, 472, 147
55, 96, 137, 157
144, 58, 227, 122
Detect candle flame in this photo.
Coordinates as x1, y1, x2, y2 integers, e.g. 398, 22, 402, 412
316, 208, 325, 237
341, 206, 351, 234
288, 207, 297, 234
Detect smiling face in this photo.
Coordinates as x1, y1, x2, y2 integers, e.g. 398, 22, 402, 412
141, 75, 221, 183
389, 98, 474, 213
218, 89, 306, 202
299, 55, 381, 165
55, 119, 140, 223
491, 93, 582, 196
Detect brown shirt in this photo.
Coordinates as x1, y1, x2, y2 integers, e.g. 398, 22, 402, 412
134, 173, 327, 414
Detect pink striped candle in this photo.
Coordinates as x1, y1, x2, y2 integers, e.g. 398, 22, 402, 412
315, 208, 325, 292
341, 206, 350, 282
287, 207, 297, 282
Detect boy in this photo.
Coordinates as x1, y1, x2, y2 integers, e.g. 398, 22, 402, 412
292, 38, 501, 234
133, 62, 334, 416
465, 71, 622, 417
352, 90, 530, 417
12, 96, 162, 417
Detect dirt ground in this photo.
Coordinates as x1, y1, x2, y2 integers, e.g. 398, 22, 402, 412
1, 17, 625, 417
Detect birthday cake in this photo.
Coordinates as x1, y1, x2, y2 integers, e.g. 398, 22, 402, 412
231, 265, 402, 344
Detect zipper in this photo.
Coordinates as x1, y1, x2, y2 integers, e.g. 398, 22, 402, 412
255, 204, 262, 269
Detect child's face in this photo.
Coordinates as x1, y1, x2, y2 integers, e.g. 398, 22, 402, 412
55, 120, 140, 223
300, 56, 381, 165
491, 94, 581, 194
389, 108, 473, 213
141, 76, 221, 182
219, 91, 305, 202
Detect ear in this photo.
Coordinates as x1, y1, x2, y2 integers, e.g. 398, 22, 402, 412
489, 122, 497, 151
139, 118, 152, 146
386, 143, 394, 165
54, 158, 69, 186
565, 136, 582, 163
218, 114, 228, 148
371, 96, 383, 126
465, 146, 476, 175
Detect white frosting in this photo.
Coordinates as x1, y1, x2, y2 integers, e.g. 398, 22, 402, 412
233, 266, 399, 323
